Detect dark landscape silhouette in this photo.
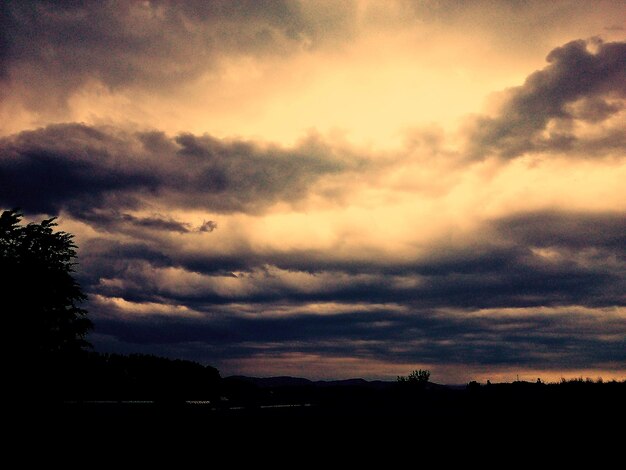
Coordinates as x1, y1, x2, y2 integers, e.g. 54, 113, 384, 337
50, 357, 626, 422
3, 209, 624, 422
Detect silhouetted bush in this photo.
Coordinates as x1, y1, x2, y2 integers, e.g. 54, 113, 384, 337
397, 369, 431, 384
395, 370, 432, 400
467, 380, 481, 391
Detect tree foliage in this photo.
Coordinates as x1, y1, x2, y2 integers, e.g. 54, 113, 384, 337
1, 209, 92, 362
397, 369, 431, 385
72, 353, 222, 402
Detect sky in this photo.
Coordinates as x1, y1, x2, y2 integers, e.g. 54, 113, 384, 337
1, 0, 625, 383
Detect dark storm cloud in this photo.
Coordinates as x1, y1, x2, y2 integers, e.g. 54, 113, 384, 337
90, 304, 626, 370
76, 210, 626, 312
73, 207, 217, 235
76, 211, 193, 234
76, 237, 255, 294
0, 0, 355, 108
77, 239, 175, 289
466, 39, 626, 158
0, 123, 357, 216
0, 125, 159, 214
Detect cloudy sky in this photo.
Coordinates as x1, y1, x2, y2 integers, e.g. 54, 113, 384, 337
1, 0, 625, 383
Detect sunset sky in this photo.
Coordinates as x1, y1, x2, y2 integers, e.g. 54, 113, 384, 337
1, 0, 625, 383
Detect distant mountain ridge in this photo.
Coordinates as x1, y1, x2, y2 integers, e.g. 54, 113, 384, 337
227, 376, 315, 388
225, 375, 446, 390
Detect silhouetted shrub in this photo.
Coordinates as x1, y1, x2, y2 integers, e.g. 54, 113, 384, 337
467, 380, 481, 390
397, 370, 431, 391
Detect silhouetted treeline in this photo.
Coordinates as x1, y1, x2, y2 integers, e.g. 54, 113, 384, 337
36, 371, 623, 442
214, 376, 626, 418
54, 352, 222, 403
43, 354, 626, 418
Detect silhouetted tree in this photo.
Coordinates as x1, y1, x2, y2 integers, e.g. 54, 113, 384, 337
1, 209, 92, 395
397, 369, 431, 385
74, 353, 222, 402
467, 380, 481, 389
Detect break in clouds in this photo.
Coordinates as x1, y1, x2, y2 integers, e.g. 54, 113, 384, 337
1, 1, 625, 381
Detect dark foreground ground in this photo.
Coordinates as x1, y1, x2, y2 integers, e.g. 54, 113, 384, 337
20, 379, 624, 453
36, 378, 626, 423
